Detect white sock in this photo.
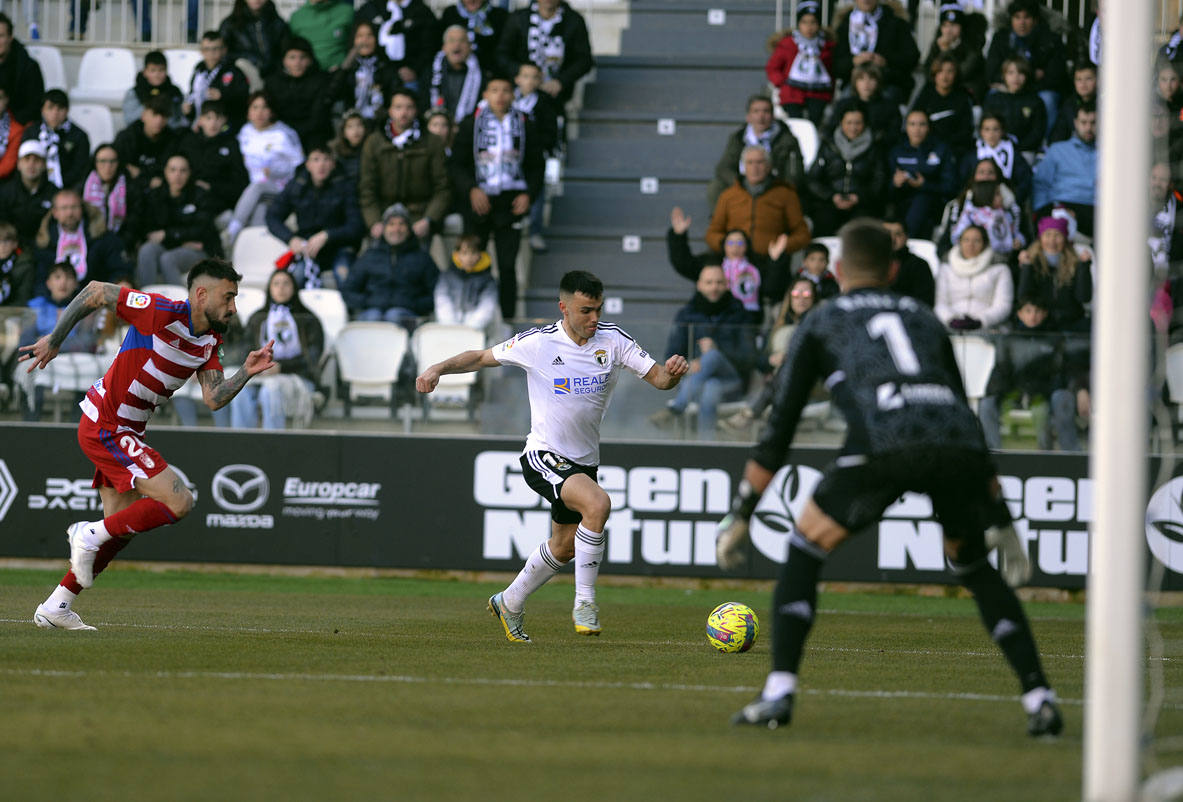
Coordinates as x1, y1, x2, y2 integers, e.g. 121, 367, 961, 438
82, 520, 112, 549
502, 542, 567, 612
45, 584, 78, 610
1021, 686, 1056, 715
762, 671, 797, 701
574, 524, 604, 605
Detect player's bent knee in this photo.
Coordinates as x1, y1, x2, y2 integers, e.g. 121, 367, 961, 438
168, 489, 195, 520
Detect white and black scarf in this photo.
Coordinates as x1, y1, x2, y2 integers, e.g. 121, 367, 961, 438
39, 123, 64, 188
430, 50, 483, 122
787, 32, 831, 92
1167, 30, 1183, 61
848, 6, 882, 55
0, 252, 15, 304
1152, 192, 1177, 273
0, 113, 10, 160
738, 122, 779, 176
188, 62, 234, 117
265, 304, 303, 362
456, 0, 494, 38
527, 2, 565, 82
385, 117, 422, 148
353, 55, 385, 119
1088, 18, 1101, 66
976, 136, 1017, 179
379, 0, 413, 62
473, 101, 527, 194
512, 88, 538, 117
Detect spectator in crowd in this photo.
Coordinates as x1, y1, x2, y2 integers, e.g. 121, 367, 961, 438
228, 90, 304, 241
831, 0, 920, 104
1160, 12, 1183, 79
266, 144, 363, 289
0, 13, 44, 126
945, 163, 1025, 259
441, 0, 508, 75
70, 0, 151, 41
808, 104, 886, 236
649, 264, 756, 438
113, 94, 180, 189
0, 86, 26, 182
934, 223, 1013, 333
332, 21, 402, 122
823, 63, 901, 148
330, 110, 367, 186
341, 203, 436, 328
959, 113, 1032, 206
434, 233, 499, 333
428, 25, 485, 123
707, 95, 804, 209
887, 108, 957, 239
266, 37, 333, 151
184, 30, 251, 130
910, 53, 975, 161
218, 0, 290, 78
668, 206, 764, 323
34, 187, 129, 290
978, 293, 1079, 451
1150, 160, 1183, 276
496, 0, 594, 107
176, 100, 250, 224
765, 0, 834, 126
355, 0, 439, 90
707, 146, 810, 259
0, 221, 33, 308
230, 268, 324, 429
794, 239, 839, 302
1157, 60, 1182, 125
1016, 215, 1092, 332
132, 154, 222, 286
17, 262, 98, 420
922, 3, 987, 101
424, 108, 456, 156
123, 50, 187, 132
0, 141, 55, 249
451, 77, 543, 320
513, 61, 559, 252
358, 88, 449, 243
1033, 102, 1098, 237
984, 0, 1067, 135
21, 90, 90, 190
289, 0, 354, 71
1048, 62, 1096, 145
982, 56, 1045, 155
80, 145, 132, 251
883, 216, 935, 307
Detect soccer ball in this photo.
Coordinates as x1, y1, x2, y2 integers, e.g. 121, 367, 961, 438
706, 602, 759, 653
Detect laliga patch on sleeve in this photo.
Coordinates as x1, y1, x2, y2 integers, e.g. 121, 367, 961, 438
126, 292, 151, 309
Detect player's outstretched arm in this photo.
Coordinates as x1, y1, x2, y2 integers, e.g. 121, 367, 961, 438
198, 340, 277, 410
17, 281, 120, 372
643, 355, 690, 390
416, 348, 500, 394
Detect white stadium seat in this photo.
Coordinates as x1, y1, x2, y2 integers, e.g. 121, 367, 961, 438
69, 104, 116, 153
235, 286, 266, 327
231, 227, 288, 288
27, 45, 67, 91
412, 323, 485, 418
299, 288, 348, 352
786, 117, 820, 171
333, 322, 409, 415
70, 47, 137, 107
163, 49, 202, 95
950, 335, 996, 412
907, 239, 940, 279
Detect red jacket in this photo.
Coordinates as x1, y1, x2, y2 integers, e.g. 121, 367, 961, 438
766, 34, 834, 107
0, 114, 26, 182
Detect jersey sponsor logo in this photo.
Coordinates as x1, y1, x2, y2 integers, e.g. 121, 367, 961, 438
594, 349, 608, 366
0, 460, 17, 522
554, 375, 609, 396
126, 292, 151, 309
211, 464, 270, 513
553, 377, 570, 394
551, 356, 564, 365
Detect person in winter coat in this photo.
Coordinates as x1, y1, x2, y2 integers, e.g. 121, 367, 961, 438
175, 100, 250, 218
183, 30, 251, 130
266, 145, 364, 288
668, 206, 763, 323
218, 0, 290, 78
984, 0, 1068, 135
425, 25, 486, 124
764, 0, 834, 125
330, 111, 367, 188
1032, 103, 1098, 236
831, 0, 919, 104
922, 3, 987, 101
958, 113, 1032, 205
883, 216, 935, 308
982, 56, 1046, 154
707, 146, 811, 258
112, 94, 179, 190
1016, 215, 1092, 332
354, 0, 440, 89
910, 53, 975, 161
0, 221, 34, 309
707, 95, 805, 208
822, 63, 901, 149
0, 15, 44, 126
17, 261, 98, 420
341, 203, 437, 328
79, 145, 133, 252
332, 21, 403, 123
808, 104, 887, 235
265, 37, 334, 151
495, 0, 593, 107
887, 108, 957, 239
934, 223, 1013, 333
649, 264, 758, 437
0, 141, 54, 250
33, 187, 130, 290
0, 85, 26, 183
1048, 62, 1096, 145
434, 234, 498, 333
132, 153, 222, 286
122, 51, 187, 132
21, 90, 91, 190
228, 91, 304, 240
440, 0, 509, 75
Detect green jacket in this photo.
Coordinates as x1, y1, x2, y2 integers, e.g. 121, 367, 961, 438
289, 0, 354, 70
358, 130, 451, 227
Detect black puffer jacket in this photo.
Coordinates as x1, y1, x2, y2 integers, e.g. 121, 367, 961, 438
265, 165, 364, 266
175, 127, 250, 214
807, 133, 887, 208
133, 182, 223, 256
265, 68, 334, 150
0, 40, 45, 125
218, 2, 291, 78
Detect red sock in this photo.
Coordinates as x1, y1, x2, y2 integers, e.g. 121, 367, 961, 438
103, 498, 177, 536
58, 536, 133, 594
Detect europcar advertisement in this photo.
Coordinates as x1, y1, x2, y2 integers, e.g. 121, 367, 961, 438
1, 424, 1179, 590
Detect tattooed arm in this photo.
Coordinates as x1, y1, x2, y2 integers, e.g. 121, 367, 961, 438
196, 339, 277, 410
18, 281, 121, 372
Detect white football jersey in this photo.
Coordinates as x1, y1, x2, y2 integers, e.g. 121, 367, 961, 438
492, 320, 657, 465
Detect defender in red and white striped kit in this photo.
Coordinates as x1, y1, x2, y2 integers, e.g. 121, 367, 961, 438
19, 259, 276, 630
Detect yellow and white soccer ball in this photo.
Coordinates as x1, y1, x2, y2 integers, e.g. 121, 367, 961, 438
706, 602, 760, 653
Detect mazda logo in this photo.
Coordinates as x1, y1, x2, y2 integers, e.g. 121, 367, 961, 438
211, 464, 269, 512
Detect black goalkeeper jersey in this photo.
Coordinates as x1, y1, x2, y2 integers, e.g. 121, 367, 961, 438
751, 287, 987, 470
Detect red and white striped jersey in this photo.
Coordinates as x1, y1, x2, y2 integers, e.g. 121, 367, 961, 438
81, 287, 223, 434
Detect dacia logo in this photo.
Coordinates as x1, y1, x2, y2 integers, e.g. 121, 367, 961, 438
211, 464, 269, 512
553, 377, 570, 395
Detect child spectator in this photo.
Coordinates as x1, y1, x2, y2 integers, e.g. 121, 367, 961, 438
228, 91, 304, 242
959, 114, 1032, 205
332, 21, 401, 122
831, 0, 920, 105
984, 0, 1068, 136
808, 103, 887, 235
765, 0, 834, 126
176, 100, 250, 222
887, 108, 957, 239
184, 30, 251, 130
20, 89, 89, 189
0, 86, 26, 182
133, 153, 222, 286
424, 109, 456, 156
795, 240, 839, 302
435, 233, 499, 334
0, 221, 33, 308
910, 53, 975, 160
982, 56, 1046, 154
80, 145, 132, 251
123, 50, 187, 131
923, 3, 987, 101
934, 223, 1014, 333
341, 203, 436, 329
513, 61, 559, 252
667, 206, 765, 323
17, 261, 98, 420
1016, 215, 1093, 332
823, 63, 901, 148
112, 94, 180, 189
265, 37, 333, 150
1049, 62, 1097, 145
330, 110, 368, 187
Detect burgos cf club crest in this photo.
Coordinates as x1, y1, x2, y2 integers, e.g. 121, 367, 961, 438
594, 349, 608, 367
553, 377, 571, 395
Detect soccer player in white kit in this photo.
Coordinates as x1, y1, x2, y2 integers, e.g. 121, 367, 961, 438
416, 270, 689, 641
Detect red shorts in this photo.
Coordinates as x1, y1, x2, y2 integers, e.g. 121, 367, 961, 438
77, 416, 169, 494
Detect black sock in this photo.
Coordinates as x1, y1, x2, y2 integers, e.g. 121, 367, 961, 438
771, 536, 826, 674
958, 559, 1050, 693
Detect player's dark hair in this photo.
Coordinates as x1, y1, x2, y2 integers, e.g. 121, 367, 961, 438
187, 258, 243, 289
43, 89, 69, 110
803, 241, 830, 260
144, 50, 168, 68
559, 270, 603, 299
837, 218, 892, 281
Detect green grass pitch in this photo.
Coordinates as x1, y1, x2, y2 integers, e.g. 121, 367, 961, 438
2, 567, 1179, 801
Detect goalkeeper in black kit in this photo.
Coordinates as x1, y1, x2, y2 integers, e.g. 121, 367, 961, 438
715, 218, 1062, 737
